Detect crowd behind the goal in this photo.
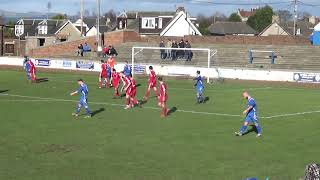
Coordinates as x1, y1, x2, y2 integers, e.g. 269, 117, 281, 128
160, 39, 193, 61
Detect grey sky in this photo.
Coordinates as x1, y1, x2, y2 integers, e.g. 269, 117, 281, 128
0, 0, 320, 16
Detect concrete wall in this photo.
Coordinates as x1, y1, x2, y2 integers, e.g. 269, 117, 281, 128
25, 36, 56, 53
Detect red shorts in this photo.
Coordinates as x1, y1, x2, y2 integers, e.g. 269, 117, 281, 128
113, 80, 119, 88
100, 72, 107, 78
148, 81, 157, 89
126, 87, 132, 96
158, 95, 167, 103
130, 89, 136, 97
30, 72, 36, 81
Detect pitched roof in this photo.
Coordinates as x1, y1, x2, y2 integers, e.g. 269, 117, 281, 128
121, 11, 176, 19
160, 11, 201, 36
208, 22, 257, 35
281, 21, 314, 37
16, 19, 67, 38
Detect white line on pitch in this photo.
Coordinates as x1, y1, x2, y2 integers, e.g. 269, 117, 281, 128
1, 93, 319, 119
0, 93, 241, 117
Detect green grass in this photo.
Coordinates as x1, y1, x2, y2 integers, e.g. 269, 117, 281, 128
0, 70, 320, 180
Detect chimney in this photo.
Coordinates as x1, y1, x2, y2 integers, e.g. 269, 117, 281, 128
176, 7, 185, 13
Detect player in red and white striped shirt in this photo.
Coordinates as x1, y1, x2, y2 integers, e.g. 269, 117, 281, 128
158, 77, 169, 118
129, 76, 141, 108
143, 66, 159, 101
120, 72, 133, 109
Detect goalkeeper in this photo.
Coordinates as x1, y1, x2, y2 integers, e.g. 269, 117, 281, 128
194, 70, 205, 104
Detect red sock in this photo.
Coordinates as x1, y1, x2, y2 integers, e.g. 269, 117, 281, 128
131, 98, 138, 105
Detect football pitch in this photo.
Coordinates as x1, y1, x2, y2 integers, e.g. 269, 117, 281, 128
1, 70, 320, 180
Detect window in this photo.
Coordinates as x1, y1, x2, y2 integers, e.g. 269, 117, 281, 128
15, 25, 24, 36
38, 25, 48, 35
38, 38, 46, 46
158, 18, 163, 29
141, 18, 156, 29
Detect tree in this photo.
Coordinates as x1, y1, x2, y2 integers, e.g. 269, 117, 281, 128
228, 13, 241, 22
51, 14, 67, 20
247, 6, 274, 32
276, 10, 292, 23
104, 9, 117, 24
196, 12, 227, 35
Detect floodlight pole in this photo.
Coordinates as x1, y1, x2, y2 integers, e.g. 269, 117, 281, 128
131, 47, 135, 78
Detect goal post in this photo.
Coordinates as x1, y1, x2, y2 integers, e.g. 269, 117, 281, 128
131, 46, 217, 83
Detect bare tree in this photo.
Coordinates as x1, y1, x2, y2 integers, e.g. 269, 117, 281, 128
276, 10, 293, 23
104, 9, 117, 24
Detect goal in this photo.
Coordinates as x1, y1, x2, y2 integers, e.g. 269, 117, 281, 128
131, 46, 217, 83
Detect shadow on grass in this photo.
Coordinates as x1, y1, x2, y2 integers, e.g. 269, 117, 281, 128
91, 108, 105, 117
168, 107, 178, 116
242, 125, 258, 136
203, 97, 210, 103
36, 78, 49, 83
0, 90, 9, 94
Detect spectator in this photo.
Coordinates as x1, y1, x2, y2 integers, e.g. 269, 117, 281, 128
178, 39, 185, 59
185, 40, 192, 61
159, 40, 166, 60
166, 39, 172, 59
108, 45, 118, 56
77, 44, 84, 57
102, 45, 109, 57
171, 40, 178, 61
83, 42, 91, 52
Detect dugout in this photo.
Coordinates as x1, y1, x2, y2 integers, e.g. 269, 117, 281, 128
312, 23, 320, 46
312, 31, 320, 46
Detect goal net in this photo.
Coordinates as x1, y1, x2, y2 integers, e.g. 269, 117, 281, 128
131, 46, 217, 83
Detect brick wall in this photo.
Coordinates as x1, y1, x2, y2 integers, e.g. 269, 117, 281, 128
28, 36, 96, 57
28, 29, 311, 58
103, 30, 141, 46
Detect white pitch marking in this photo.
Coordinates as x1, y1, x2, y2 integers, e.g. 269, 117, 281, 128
261, 110, 320, 119
0, 93, 242, 117
1, 93, 319, 119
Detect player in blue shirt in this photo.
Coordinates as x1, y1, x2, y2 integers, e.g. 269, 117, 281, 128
70, 79, 92, 118
194, 70, 205, 104
23, 57, 31, 81
123, 61, 132, 77
235, 91, 262, 137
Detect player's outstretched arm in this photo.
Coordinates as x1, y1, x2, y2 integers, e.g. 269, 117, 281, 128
70, 91, 78, 96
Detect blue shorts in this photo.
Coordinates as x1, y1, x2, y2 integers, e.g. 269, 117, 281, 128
196, 86, 204, 94
245, 113, 259, 124
79, 98, 89, 107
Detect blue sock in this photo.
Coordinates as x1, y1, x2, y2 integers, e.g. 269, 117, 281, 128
76, 104, 81, 114
240, 125, 247, 134
84, 106, 91, 115
256, 125, 262, 134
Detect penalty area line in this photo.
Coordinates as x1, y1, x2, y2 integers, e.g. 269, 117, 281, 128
0, 93, 241, 118
1, 93, 319, 119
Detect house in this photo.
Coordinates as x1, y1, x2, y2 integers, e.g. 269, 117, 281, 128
55, 20, 82, 41
259, 22, 290, 36
70, 17, 115, 37
260, 21, 314, 38
208, 22, 257, 36
14, 19, 67, 52
116, 7, 202, 37
237, 8, 257, 22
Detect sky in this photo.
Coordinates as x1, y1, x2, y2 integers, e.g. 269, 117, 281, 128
1, 0, 320, 16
